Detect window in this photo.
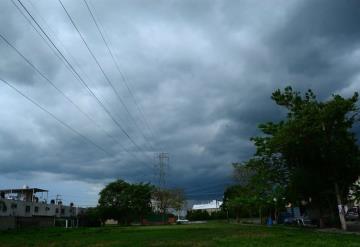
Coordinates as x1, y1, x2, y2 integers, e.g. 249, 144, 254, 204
34, 206, 39, 213
55, 208, 59, 213
45, 207, 50, 211
61, 208, 65, 214
11, 203, 17, 209
0, 201, 7, 212
25, 205, 30, 213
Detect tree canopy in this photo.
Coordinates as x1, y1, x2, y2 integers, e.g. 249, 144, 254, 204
98, 179, 153, 225
231, 87, 360, 229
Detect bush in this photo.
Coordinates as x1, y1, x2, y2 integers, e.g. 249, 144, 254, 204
78, 207, 102, 227
209, 210, 227, 220
186, 210, 228, 221
187, 210, 210, 221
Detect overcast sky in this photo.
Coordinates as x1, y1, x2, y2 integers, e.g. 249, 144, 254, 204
0, 0, 360, 206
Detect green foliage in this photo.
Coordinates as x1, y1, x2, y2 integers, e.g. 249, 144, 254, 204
234, 86, 360, 225
186, 210, 210, 220
168, 189, 186, 212
98, 179, 153, 225
268, 87, 360, 209
186, 210, 227, 221
152, 188, 186, 213
78, 207, 102, 227
222, 184, 257, 219
0, 200, 7, 212
229, 160, 287, 223
2, 222, 360, 246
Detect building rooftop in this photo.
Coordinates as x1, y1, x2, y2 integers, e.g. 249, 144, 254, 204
0, 188, 48, 194
192, 200, 223, 210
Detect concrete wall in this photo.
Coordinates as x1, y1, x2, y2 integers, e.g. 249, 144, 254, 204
17, 217, 55, 228
0, 199, 82, 218
0, 199, 87, 230
0, 216, 16, 230
0, 216, 55, 230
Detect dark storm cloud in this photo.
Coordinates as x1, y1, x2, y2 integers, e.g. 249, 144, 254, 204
0, 0, 360, 201
270, 0, 360, 95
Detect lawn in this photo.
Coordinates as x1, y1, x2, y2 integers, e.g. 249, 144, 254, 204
0, 222, 360, 247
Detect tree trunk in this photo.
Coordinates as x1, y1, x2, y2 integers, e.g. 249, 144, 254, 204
318, 206, 325, 228
327, 198, 336, 226
236, 209, 240, 223
259, 207, 262, 224
334, 182, 347, 230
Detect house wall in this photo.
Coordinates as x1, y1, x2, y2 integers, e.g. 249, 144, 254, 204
0, 216, 16, 230
0, 199, 80, 218
16, 216, 55, 228
0, 216, 56, 230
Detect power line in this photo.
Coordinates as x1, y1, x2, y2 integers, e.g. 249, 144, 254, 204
24, 0, 95, 84
16, 0, 152, 161
90, 0, 158, 141
58, 0, 154, 154
88, 0, 159, 148
83, 0, 157, 148
14, 0, 143, 160
12, 0, 92, 90
10, 0, 66, 66
185, 187, 228, 196
0, 77, 110, 156
10, 0, 147, 164
186, 192, 224, 196
0, 31, 146, 165
185, 182, 234, 193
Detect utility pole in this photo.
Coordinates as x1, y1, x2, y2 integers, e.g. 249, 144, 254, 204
155, 152, 169, 190
154, 152, 170, 223
55, 194, 62, 204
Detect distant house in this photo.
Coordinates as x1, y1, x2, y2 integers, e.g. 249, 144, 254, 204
192, 200, 223, 214
0, 186, 85, 230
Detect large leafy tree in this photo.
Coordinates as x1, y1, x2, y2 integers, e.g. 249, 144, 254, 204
98, 179, 153, 225
223, 184, 256, 222
231, 160, 287, 223
247, 87, 360, 229
152, 188, 186, 222
168, 189, 186, 219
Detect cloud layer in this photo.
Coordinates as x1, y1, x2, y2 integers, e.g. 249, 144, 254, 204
0, 0, 359, 204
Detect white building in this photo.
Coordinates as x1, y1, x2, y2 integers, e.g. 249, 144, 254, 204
192, 200, 223, 214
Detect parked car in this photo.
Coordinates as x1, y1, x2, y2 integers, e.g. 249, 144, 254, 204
346, 207, 359, 221
176, 219, 189, 224
283, 217, 296, 225
284, 216, 314, 227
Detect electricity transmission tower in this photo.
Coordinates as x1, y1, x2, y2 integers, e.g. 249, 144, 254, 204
155, 152, 169, 189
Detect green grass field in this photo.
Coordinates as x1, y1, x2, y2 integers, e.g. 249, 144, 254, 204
1, 222, 360, 247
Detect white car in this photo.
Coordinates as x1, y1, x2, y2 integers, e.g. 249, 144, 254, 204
176, 219, 189, 224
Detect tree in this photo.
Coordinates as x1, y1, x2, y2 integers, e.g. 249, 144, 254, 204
78, 207, 101, 227
275, 87, 359, 229
223, 184, 255, 222
244, 87, 360, 229
98, 179, 153, 225
128, 183, 154, 223
152, 188, 186, 222
168, 189, 186, 220
230, 160, 287, 224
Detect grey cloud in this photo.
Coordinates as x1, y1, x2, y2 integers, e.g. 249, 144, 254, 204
0, 0, 359, 201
